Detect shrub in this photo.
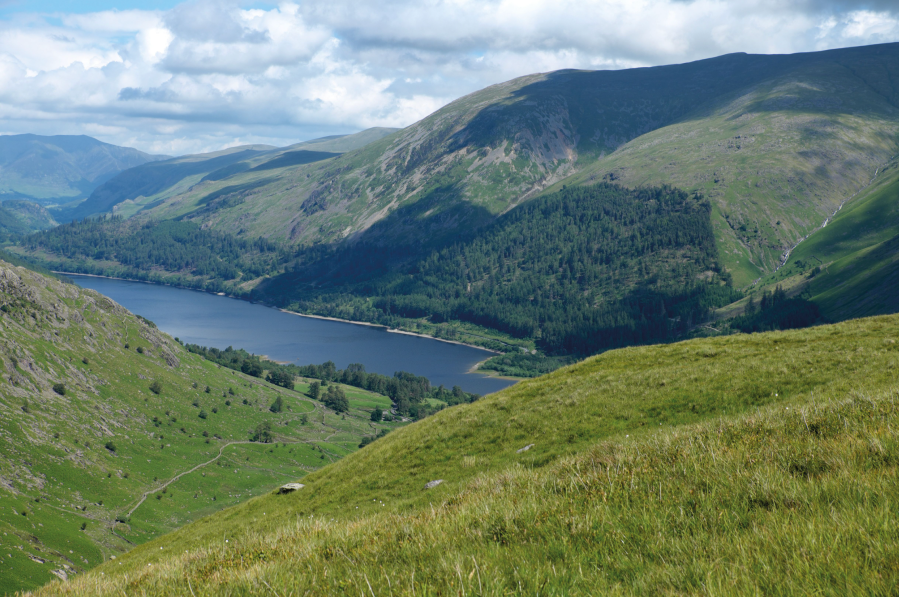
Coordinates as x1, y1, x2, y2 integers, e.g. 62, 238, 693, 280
149, 380, 162, 395
198, 410, 208, 419
52, 383, 66, 395
136, 346, 144, 354
370, 407, 383, 422
82, 357, 89, 365
80, 522, 86, 530
211, 406, 218, 414
105, 441, 116, 452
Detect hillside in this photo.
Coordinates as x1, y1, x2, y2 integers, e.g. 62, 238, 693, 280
0, 135, 165, 205
0, 259, 400, 594
0, 201, 57, 241
123, 44, 897, 284
65, 128, 398, 222
744, 156, 899, 321
27, 313, 899, 596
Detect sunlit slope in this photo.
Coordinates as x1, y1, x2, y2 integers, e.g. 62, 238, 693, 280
134, 44, 899, 272
756, 157, 899, 320
0, 261, 396, 594
70, 128, 398, 222
34, 313, 899, 595
562, 43, 899, 285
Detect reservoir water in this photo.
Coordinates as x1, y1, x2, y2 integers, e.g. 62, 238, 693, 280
70, 276, 516, 396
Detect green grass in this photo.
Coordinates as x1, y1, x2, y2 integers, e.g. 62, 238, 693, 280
0, 260, 399, 594
24, 312, 899, 596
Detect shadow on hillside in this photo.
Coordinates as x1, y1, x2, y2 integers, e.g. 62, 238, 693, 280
256, 190, 496, 304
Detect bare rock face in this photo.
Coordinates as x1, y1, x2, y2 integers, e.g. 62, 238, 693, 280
424, 479, 443, 489
277, 483, 305, 494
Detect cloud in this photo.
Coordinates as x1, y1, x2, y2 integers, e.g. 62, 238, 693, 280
0, 0, 895, 155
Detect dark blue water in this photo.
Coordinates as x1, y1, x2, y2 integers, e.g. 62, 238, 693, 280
70, 276, 516, 395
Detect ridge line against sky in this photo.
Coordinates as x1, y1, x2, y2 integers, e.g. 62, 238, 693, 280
0, 0, 897, 156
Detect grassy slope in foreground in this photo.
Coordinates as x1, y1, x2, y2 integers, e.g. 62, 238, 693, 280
35, 313, 899, 596
0, 260, 399, 594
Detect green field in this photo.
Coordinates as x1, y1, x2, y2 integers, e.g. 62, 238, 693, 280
0, 260, 401, 594
26, 311, 899, 596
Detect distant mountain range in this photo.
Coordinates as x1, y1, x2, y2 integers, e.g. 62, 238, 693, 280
0, 134, 168, 205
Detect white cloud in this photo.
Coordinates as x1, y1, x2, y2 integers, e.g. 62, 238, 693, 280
0, 0, 894, 155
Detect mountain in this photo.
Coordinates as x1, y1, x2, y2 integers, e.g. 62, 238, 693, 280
65, 128, 398, 222
0, 135, 166, 205
27, 312, 899, 595
119, 44, 897, 286
0, 259, 399, 594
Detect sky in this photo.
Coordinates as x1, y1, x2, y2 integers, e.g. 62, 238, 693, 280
0, 0, 897, 156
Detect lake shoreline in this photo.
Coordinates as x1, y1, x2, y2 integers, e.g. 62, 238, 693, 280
58, 271, 505, 364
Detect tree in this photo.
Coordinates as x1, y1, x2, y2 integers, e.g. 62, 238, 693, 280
370, 407, 383, 422
308, 381, 321, 400
251, 421, 273, 443
323, 385, 349, 413
299, 413, 309, 425
241, 359, 263, 378
269, 396, 284, 413
105, 441, 117, 452
52, 383, 66, 396
198, 409, 208, 419
266, 369, 295, 389
149, 380, 162, 395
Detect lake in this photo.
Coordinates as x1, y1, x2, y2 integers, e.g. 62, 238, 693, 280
70, 276, 517, 396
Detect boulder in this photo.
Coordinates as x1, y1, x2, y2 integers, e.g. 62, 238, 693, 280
277, 483, 304, 494
424, 479, 443, 489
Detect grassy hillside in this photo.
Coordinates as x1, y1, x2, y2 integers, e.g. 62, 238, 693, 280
0, 260, 400, 594
747, 157, 899, 321
0, 135, 165, 205
26, 312, 899, 596
65, 128, 398, 222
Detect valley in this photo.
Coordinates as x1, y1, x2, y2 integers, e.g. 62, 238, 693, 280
1, 38, 899, 596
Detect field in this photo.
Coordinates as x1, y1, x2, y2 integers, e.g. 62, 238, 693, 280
25, 312, 899, 596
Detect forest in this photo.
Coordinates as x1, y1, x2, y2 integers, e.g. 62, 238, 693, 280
21, 217, 290, 284
277, 184, 741, 354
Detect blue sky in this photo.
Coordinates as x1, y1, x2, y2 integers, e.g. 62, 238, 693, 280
0, 0, 896, 155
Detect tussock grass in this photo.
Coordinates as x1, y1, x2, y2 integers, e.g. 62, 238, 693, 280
24, 314, 899, 596
29, 388, 899, 596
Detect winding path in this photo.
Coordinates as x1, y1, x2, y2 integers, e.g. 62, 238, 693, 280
123, 403, 350, 517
